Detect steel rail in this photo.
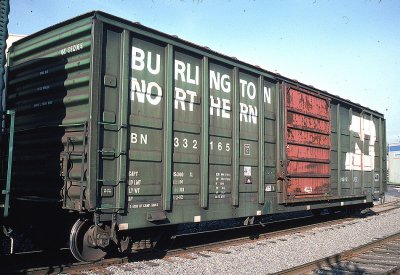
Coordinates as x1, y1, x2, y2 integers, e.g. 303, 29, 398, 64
276, 231, 400, 275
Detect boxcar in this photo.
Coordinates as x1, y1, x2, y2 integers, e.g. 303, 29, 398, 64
0, 11, 386, 261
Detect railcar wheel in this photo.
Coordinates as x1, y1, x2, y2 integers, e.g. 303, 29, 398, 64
70, 219, 107, 262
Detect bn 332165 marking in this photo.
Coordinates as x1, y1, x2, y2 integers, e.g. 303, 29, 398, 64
174, 137, 198, 149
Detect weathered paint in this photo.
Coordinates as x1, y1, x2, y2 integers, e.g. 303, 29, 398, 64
287, 113, 330, 134
285, 88, 331, 198
287, 178, 330, 197
287, 128, 330, 148
287, 162, 330, 176
287, 144, 330, 161
327, 105, 387, 198
286, 88, 329, 119
344, 114, 376, 172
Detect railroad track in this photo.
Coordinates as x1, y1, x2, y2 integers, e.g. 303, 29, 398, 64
4, 201, 400, 274
278, 231, 400, 274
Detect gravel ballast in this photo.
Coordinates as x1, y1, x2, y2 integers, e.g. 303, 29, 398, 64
87, 198, 400, 274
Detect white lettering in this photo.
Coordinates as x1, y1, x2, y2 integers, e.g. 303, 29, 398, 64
174, 195, 184, 200
186, 90, 196, 111
175, 87, 186, 111
222, 99, 231, 118
186, 63, 199, 85
130, 78, 162, 105
210, 96, 221, 117
175, 59, 199, 85
131, 47, 145, 71
175, 60, 186, 82
129, 171, 139, 177
210, 96, 231, 118
173, 171, 184, 177
146, 82, 162, 105
61, 43, 83, 55
264, 86, 271, 104
240, 103, 248, 123
210, 70, 220, 90
240, 79, 256, 99
174, 87, 196, 111
221, 74, 231, 93
247, 82, 256, 99
131, 133, 137, 144
210, 70, 231, 93
173, 138, 199, 150
140, 134, 147, 144
130, 78, 145, 102
240, 79, 247, 98
240, 103, 257, 124
131, 47, 160, 75
147, 51, 160, 75
130, 133, 148, 144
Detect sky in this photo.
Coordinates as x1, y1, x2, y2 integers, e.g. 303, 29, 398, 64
8, 0, 400, 144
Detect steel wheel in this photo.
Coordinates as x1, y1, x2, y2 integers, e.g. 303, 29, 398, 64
70, 219, 107, 262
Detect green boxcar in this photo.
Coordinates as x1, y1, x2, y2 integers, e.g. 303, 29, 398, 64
1, 11, 386, 261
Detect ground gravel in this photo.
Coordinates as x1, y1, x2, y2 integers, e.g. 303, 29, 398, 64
84, 196, 400, 275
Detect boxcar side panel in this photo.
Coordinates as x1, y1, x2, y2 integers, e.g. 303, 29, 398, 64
330, 100, 386, 199
93, 21, 280, 229
91, 13, 387, 230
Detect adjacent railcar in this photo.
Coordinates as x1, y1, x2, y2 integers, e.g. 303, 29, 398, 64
0, 11, 386, 261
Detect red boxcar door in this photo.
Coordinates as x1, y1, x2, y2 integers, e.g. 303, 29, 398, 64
285, 87, 331, 199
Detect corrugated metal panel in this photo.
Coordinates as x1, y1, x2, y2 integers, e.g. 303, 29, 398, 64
285, 87, 331, 198
6, 16, 92, 208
